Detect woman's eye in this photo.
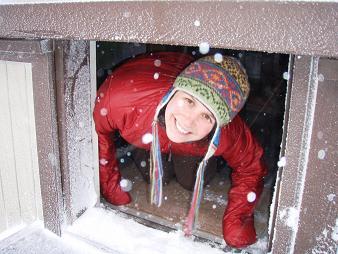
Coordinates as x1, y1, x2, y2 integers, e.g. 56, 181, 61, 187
202, 113, 212, 122
184, 98, 194, 104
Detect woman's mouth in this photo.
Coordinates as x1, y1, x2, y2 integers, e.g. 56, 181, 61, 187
175, 119, 190, 135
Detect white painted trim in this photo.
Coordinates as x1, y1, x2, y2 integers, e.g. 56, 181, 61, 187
90, 41, 100, 205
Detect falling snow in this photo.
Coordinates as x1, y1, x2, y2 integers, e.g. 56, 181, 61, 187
277, 156, 286, 167
327, 194, 335, 202
214, 53, 223, 63
199, 42, 210, 55
283, 72, 290, 80
317, 149, 326, 160
318, 74, 324, 82
194, 20, 200, 27
120, 179, 133, 192
154, 59, 161, 67
153, 72, 160, 80
100, 108, 108, 116
317, 131, 323, 139
142, 133, 153, 144
99, 158, 108, 166
247, 192, 256, 203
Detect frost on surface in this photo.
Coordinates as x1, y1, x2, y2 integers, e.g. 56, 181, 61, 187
64, 41, 97, 218
279, 207, 299, 229
307, 219, 338, 254
204, 189, 227, 206
332, 218, 338, 242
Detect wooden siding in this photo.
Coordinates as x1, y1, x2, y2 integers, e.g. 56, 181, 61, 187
0, 60, 43, 234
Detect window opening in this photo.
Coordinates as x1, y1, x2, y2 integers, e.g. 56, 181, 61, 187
95, 41, 289, 250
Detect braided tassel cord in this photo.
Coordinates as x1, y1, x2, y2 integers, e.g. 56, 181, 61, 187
183, 160, 206, 236
150, 121, 163, 207
183, 127, 220, 236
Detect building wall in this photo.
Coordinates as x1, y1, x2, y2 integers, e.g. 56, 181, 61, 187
0, 1, 336, 251
294, 58, 338, 253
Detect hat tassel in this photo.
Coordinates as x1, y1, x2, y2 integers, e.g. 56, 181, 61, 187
150, 120, 163, 207
183, 159, 207, 236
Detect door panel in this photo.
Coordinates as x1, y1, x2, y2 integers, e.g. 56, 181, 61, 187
0, 61, 43, 234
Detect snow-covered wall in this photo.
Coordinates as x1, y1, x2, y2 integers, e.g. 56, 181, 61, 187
271, 56, 338, 253
0, 2, 336, 57
56, 40, 98, 224
292, 58, 338, 253
0, 0, 336, 4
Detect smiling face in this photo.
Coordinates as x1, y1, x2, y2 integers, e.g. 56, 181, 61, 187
164, 91, 216, 143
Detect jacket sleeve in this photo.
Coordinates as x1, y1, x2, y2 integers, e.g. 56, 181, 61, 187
93, 77, 118, 174
221, 116, 267, 248
93, 77, 132, 205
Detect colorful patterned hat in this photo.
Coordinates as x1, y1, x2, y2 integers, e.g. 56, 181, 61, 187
150, 55, 250, 236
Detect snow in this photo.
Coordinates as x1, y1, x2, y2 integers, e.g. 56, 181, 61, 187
0, 223, 26, 241
3, 206, 272, 254
198, 42, 210, 55
247, 192, 256, 203
283, 72, 290, 81
0, 221, 105, 254
99, 158, 108, 166
317, 149, 326, 160
331, 218, 338, 242
327, 194, 335, 203
154, 59, 161, 67
214, 53, 223, 63
142, 133, 153, 144
204, 189, 227, 206
100, 107, 108, 116
317, 131, 324, 139
66, 206, 226, 254
153, 72, 160, 80
277, 156, 286, 167
194, 20, 200, 27
317, 74, 324, 82
120, 179, 132, 192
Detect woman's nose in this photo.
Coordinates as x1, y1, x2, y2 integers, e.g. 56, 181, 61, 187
182, 111, 198, 127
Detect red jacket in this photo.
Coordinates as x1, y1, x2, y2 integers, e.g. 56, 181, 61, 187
93, 52, 267, 248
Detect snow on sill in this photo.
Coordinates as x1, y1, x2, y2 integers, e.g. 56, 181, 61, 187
0, 223, 28, 241
65, 206, 269, 254
65, 206, 226, 254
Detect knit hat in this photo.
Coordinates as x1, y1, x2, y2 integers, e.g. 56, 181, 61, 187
150, 55, 250, 236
